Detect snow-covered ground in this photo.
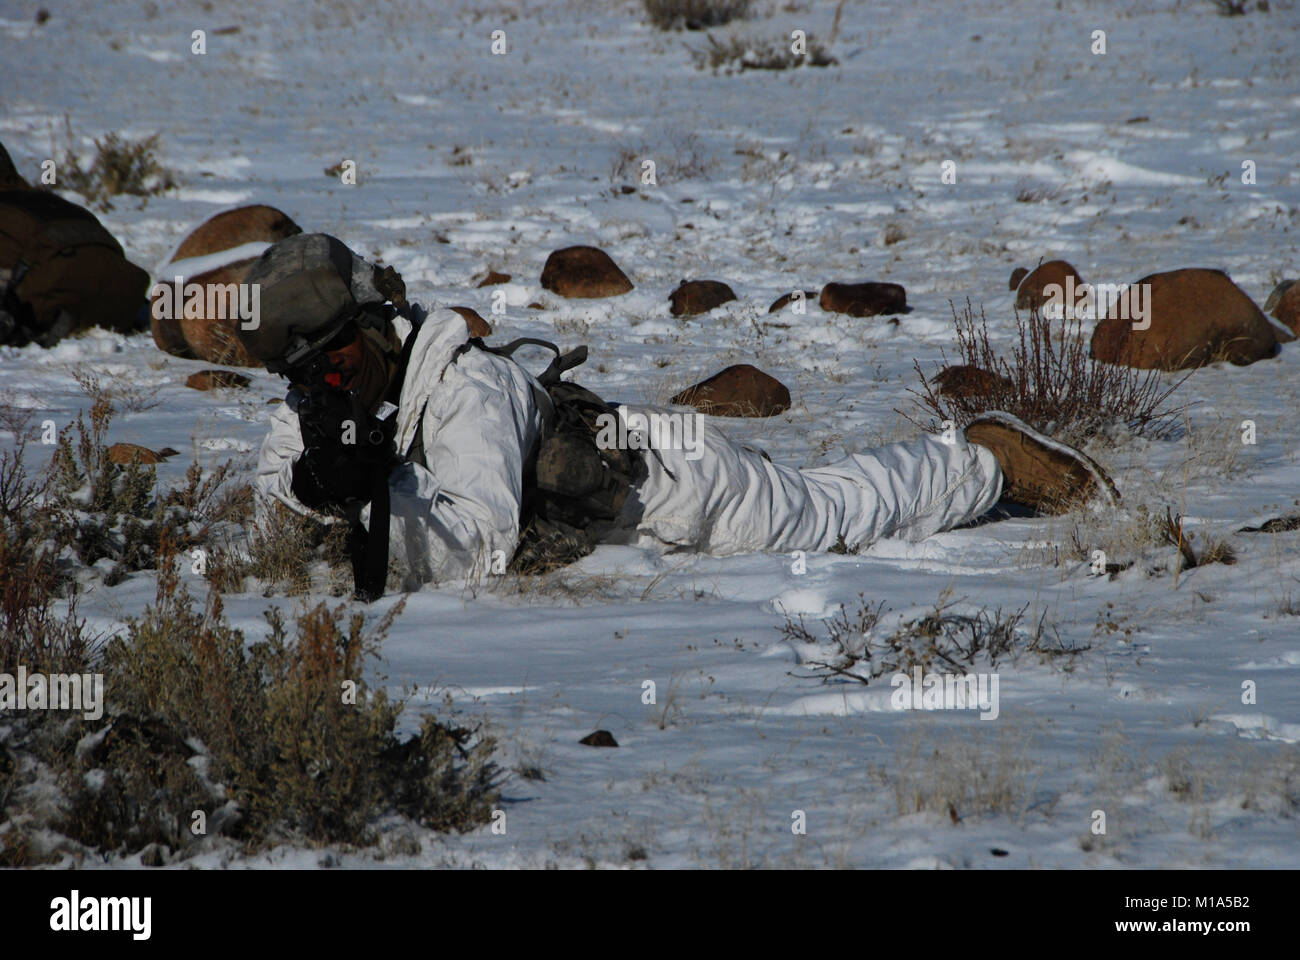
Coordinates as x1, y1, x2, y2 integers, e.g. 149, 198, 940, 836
2, 0, 1299, 868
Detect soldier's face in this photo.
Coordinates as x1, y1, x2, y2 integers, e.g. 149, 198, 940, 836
322, 333, 363, 389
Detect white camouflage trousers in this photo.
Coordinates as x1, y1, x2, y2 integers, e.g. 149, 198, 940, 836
608, 405, 1004, 555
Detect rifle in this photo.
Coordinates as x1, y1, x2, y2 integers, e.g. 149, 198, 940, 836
296, 386, 402, 602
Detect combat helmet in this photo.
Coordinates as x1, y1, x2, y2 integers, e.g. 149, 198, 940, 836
237, 233, 392, 379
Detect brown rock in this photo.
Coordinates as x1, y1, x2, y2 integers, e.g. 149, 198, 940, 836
932, 365, 1012, 400
669, 279, 736, 317
579, 730, 619, 748
1008, 266, 1029, 291
527, 301, 544, 310
670, 364, 791, 417
185, 370, 251, 391
171, 204, 301, 261
768, 290, 819, 313
1015, 260, 1083, 310
475, 270, 511, 287
449, 306, 492, 338
1268, 281, 1300, 337
0, 139, 27, 189
150, 305, 196, 359
1263, 279, 1295, 315
540, 245, 633, 298
819, 282, 907, 317
155, 259, 261, 367
107, 443, 167, 465
1090, 268, 1278, 370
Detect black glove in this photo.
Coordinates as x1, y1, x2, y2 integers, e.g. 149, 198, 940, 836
291, 387, 399, 510
291, 444, 370, 510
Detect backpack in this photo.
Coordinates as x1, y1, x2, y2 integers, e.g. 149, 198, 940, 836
0, 189, 150, 347
465, 337, 647, 574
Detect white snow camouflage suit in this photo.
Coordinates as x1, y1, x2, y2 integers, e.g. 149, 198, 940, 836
255, 305, 1004, 586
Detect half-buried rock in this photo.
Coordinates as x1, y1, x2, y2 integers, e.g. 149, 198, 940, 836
185, 370, 251, 391
819, 282, 907, 317
1008, 266, 1029, 291
669, 279, 736, 317
107, 443, 171, 465
768, 290, 819, 313
0, 138, 27, 189
449, 305, 492, 338
1090, 268, 1278, 370
1015, 260, 1083, 311
151, 205, 302, 366
932, 365, 1012, 400
170, 204, 302, 261
1266, 280, 1300, 338
540, 245, 633, 298
670, 364, 790, 417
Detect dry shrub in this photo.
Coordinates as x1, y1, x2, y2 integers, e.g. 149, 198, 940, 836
783, 590, 1080, 686
57, 118, 176, 212
609, 128, 716, 184
0, 424, 97, 676
1051, 501, 1238, 581
1156, 509, 1237, 574
45, 399, 236, 578
692, 32, 837, 72
69, 364, 162, 415
5, 545, 500, 862
905, 300, 1188, 446
208, 501, 351, 596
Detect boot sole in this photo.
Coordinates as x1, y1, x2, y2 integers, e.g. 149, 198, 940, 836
966, 411, 1120, 513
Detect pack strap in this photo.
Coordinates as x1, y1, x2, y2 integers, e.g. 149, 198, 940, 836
477, 337, 588, 388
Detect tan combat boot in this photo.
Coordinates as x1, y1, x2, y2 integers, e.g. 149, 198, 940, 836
965, 411, 1120, 514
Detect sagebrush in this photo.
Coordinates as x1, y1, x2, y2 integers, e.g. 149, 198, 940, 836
1, 543, 500, 864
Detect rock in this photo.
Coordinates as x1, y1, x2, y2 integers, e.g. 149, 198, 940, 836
540, 245, 633, 298
818, 281, 907, 317
152, 205, 300, 365
932, 365, 1012, 400
157, 258, 261, 367
149, 304, 195, 359
1263, 279, 1295, 315
670, 364, 791, 417
1008, 266, 1029, 291
0, 139, 27, 189
527, 301, 545, 310
669, 279, 736, 317
579, 730, 619, 748
107, 443, 168, 465
475, 270, 511, 287
171, 204, 301, 261
1015, 260, 1083, 310
1090, 268, 1278, 370
185, 369, 251, 391
1267, 280, 1300, 337
449, 305, 492, 338
768, 290, 819, 314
